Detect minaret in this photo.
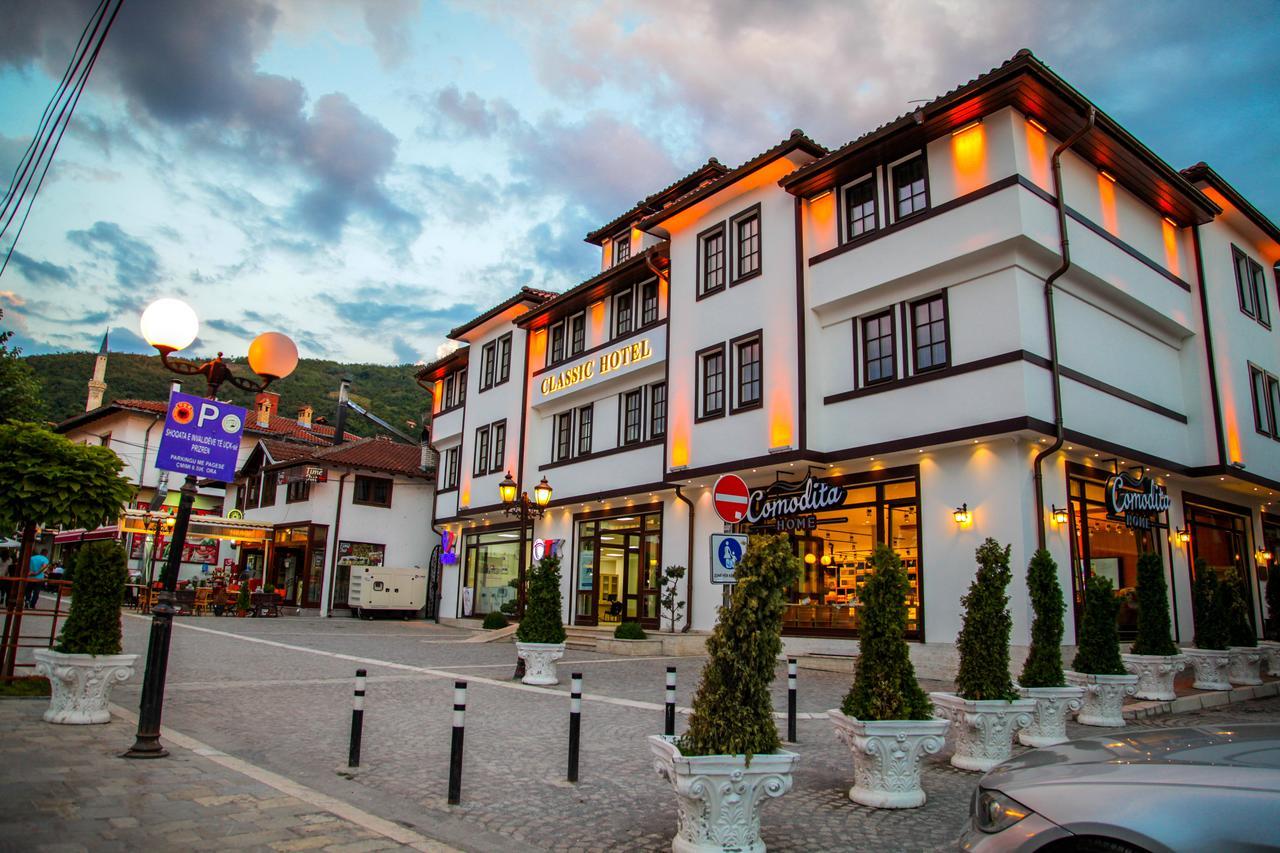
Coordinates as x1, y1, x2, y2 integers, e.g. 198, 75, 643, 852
85, 330, 108, 411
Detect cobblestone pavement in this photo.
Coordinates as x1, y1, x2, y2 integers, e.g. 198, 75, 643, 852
24, 613, 1276, 853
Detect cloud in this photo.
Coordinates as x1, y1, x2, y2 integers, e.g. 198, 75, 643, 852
419, 86, 519, 139
65, 220, 160, 289
390, 335, 421, 364
204, 317, 255, 338
328, 282, 481, 333
6, 252, 74, 286
408, 164, 503, 226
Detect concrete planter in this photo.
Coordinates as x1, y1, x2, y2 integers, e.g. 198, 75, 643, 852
515, 641, 565, 686
1259, 641, 1280, 677
1121, 653, 1187, 701
648, 734, 797, 852
1227, 646, 1263, 686
1065, 671, 1138, 727
928, 692, 1034, 772
1182, 647, 1231, 691
597, 637, 665, 656
1016, 685, 1085, 747
826, 710, 949, 808
33, 648, 137, 725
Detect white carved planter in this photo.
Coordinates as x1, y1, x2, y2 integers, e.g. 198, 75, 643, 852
1016, 685, 1085, 747
1259, 641, 1280, 677
515, 641, 565, 686
1121, 653, 1187, 701
826, 710, 949, 809
1182, 647, 1231, 691
1065, 671, 1138, 727
1227, 646, 1263, 686
928, 692, 1034, 773
33, 648, 137, 725
648, 734, 798, 853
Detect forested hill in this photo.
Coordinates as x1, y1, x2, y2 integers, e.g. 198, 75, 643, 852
25, 351, 428, 434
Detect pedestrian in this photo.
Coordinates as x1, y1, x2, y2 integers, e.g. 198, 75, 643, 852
26, 549, 49, 609
0, 549, 11, 604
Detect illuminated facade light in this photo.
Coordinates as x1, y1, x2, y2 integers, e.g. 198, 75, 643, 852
1026, 117, 1048, 133
951, 119, 983, 136
1176, 528, 1191, 544
1051, 506, 1069, 525
953, 503, 972, 525
1099, 169, 1118, 183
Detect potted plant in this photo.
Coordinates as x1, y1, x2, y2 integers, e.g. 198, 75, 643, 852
649, 534, 800, 852
33, 541, 137, 724
1183, 562, 1231, 690
1016, 549, 1084, 747
1222, 569, 1262, 685
1120, 552, 1186, 700
515, 551, 566, 685
930, 539, 1034, 772
659, 565, 687, 632
1065, 576, 1138, 726
235, 583, 252, 617
1261, 562, 1280, 676
828, 544, 946, 808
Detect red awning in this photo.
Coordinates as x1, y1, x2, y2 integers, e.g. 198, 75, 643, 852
52, 525, 120, 545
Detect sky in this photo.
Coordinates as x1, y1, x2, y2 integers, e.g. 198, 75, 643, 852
1, 0, 1277, 366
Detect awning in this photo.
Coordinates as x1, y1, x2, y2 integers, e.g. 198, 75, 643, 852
118, 510, 273, 544
53, 525, 120, 545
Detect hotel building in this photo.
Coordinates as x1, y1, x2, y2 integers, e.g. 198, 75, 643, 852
418, 51, 1280, 669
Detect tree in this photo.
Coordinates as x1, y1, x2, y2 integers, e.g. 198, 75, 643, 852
1019, 549, 1066, 687
0, 310, 45, 424
1071, 576, 1126, 674
1266, 563, 1280, 643
659, 565, 686, 633
1192, 561, 1229, 650
56, 542, 128, 656
841, 544, 931, 721
955, 539, 1018, 701
1130, 551, 1178, 656
1219, 569, 1256, 648
680, 534, 799, 759
516, 552, 566, 644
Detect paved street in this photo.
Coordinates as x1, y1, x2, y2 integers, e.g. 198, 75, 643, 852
4, 613, 1279, 852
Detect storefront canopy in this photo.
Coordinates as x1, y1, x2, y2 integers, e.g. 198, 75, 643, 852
53, 525, 119, 544
118, 510, 273, 544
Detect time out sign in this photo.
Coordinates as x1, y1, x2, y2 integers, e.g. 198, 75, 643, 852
540, 338, 653, 396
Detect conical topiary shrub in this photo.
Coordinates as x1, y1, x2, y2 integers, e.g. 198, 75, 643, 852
516, 553, 566, 644
1130, 552, 1178, 656
1266, 563, 1280, 642
1072, 577, 1125, 674
842, 544, 931, 721
955, 539, 1018, 701
1192, 561, 1229, 650
1220, 569, 1256, 648
1019, 549, 1066, 688
680, 533, 800, 758
56, 541, 127, 656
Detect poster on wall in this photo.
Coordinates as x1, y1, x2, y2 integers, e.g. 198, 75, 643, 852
128, 502, 219, 564
338, 540, 385, 567
461, 587, 474, 616
578, 550, 593, 590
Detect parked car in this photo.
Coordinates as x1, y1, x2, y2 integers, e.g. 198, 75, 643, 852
959, 724, 1280, 852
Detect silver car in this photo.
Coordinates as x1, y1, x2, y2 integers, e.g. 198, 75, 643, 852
959, 724, 1280, 852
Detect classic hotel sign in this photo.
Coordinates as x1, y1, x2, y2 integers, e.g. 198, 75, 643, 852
540, 338, 653, 396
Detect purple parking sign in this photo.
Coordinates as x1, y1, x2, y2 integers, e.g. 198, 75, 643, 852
154, 391, 246, 482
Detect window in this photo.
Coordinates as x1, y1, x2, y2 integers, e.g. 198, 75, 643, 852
732, 206, 761, 282
549, 323, 565, 365
474, 425, 491, 476
456, 369, 466, 405
862, 311, 896, 384
496, 334, 512, 384
698, 223, 726, 297
843, 176, 877, 241
1234, 246, 1271, 327
698, 344, 726, 419
569, 313, 585, 356
260, 471, 277, 507
438, 447, 459, 490
353, 476, 393, 508
649, 382, 666, 438
641, 279, 659, 326
443, 373, 456, 409
246, 474, 261, 509
554, 412, 573, 462
911, 294, 948, 372
480, 341, 496, 389
1251, 364, 1280, 440
577, 405, 593, 456
733, 333, 763, 411
614, 290, 634, 337
286, 479, 310, 504
891, 156, 928, 220
622, 389, 643, 445
490, 421, 506, 472
613, 232, 631, 266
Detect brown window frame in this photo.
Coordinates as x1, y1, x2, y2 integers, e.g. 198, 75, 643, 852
260, 471, 277, 507
285, 478, 310, 504
437, 447, 459, 491
861, 310, 896, 385
490, 420, 506, 472
353, 475, 393, 508
473, 424, 491, 476
890, 154, 929, 221
621, 388, 644, 446
1250, 363, 1280, 440
731, 330, 763, 413
553, 411, 573, 462
568, 312, 586, 356
909, 292, 949, 373
548, 321, 566, 366
696, 222, 727, 299
1233, 245, 1271, 328
577, 404, 593, 456
640, 279, 659, 327
841, 174, 878, 243
613, 289, 634, 339
649, 381, 666, 438
730, 203, 762, 284
613, 231, 631, 266
696, 343, 727, 421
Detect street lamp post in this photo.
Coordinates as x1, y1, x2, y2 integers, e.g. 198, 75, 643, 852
497, 472, 553, 618
123, 298, 297, 759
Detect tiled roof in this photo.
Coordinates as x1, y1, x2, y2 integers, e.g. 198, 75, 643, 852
1181, 161, 1280, 244
259, 439, 317, 464
515, 243, 669, 329
448, 286, 559, 341
414, 345, 469, 381
312, 436, 429, 477
585, 159, 730, 244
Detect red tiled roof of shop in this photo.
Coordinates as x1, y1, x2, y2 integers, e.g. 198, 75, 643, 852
314, 436, 430, 477
260, 439, 318, 464
448, 286, 559, 341
585, 159, 730, 244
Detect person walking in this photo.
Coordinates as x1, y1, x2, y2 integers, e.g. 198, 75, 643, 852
26, 549, 49, 609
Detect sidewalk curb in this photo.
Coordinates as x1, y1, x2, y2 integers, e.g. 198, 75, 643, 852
1122, 680, 1279, 720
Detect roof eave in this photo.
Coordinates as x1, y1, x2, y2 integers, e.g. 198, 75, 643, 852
1182, 162, 1280, 244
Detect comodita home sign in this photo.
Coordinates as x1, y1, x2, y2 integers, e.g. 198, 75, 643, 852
1104, 472, 1170, 530
540, 339, 653, 396
746, 474, 847, 531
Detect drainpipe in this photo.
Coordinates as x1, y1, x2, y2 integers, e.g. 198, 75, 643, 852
422, 421, 446, 624
673, 485, 695, 632
1033, 107, 1096, 551
321, 472, 348, 618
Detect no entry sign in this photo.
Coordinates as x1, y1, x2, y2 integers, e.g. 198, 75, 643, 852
712, 474, 750, 524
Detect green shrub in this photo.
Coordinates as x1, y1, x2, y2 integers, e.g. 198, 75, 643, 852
680, 534, 799, 759
1071, 576, 1125, 674
614, 621, 647, 640
516, 553, 566, 644
954, 539, 1018, 701
1219, 569, 1256, 647
1130, 551, 1178, 656
56, 541, 127, 656
482, 611, 509, 630
499, 600, 517, 615
236, 584, 251, 613
1192, 561, 1229, 650
1019, 549, 1066, 687
841, 544, 930, 720
1266, 563, 1280, 642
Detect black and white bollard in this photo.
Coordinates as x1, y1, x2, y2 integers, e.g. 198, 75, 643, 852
567, 672, 582, 783
348, 668, 366, 767
447, 681, 466, 805
664, 666, 677, 737
786, 658, 798, 743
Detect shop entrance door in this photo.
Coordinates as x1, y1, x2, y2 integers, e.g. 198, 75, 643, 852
598, 532, 644, 624
275, 548, 304, 605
